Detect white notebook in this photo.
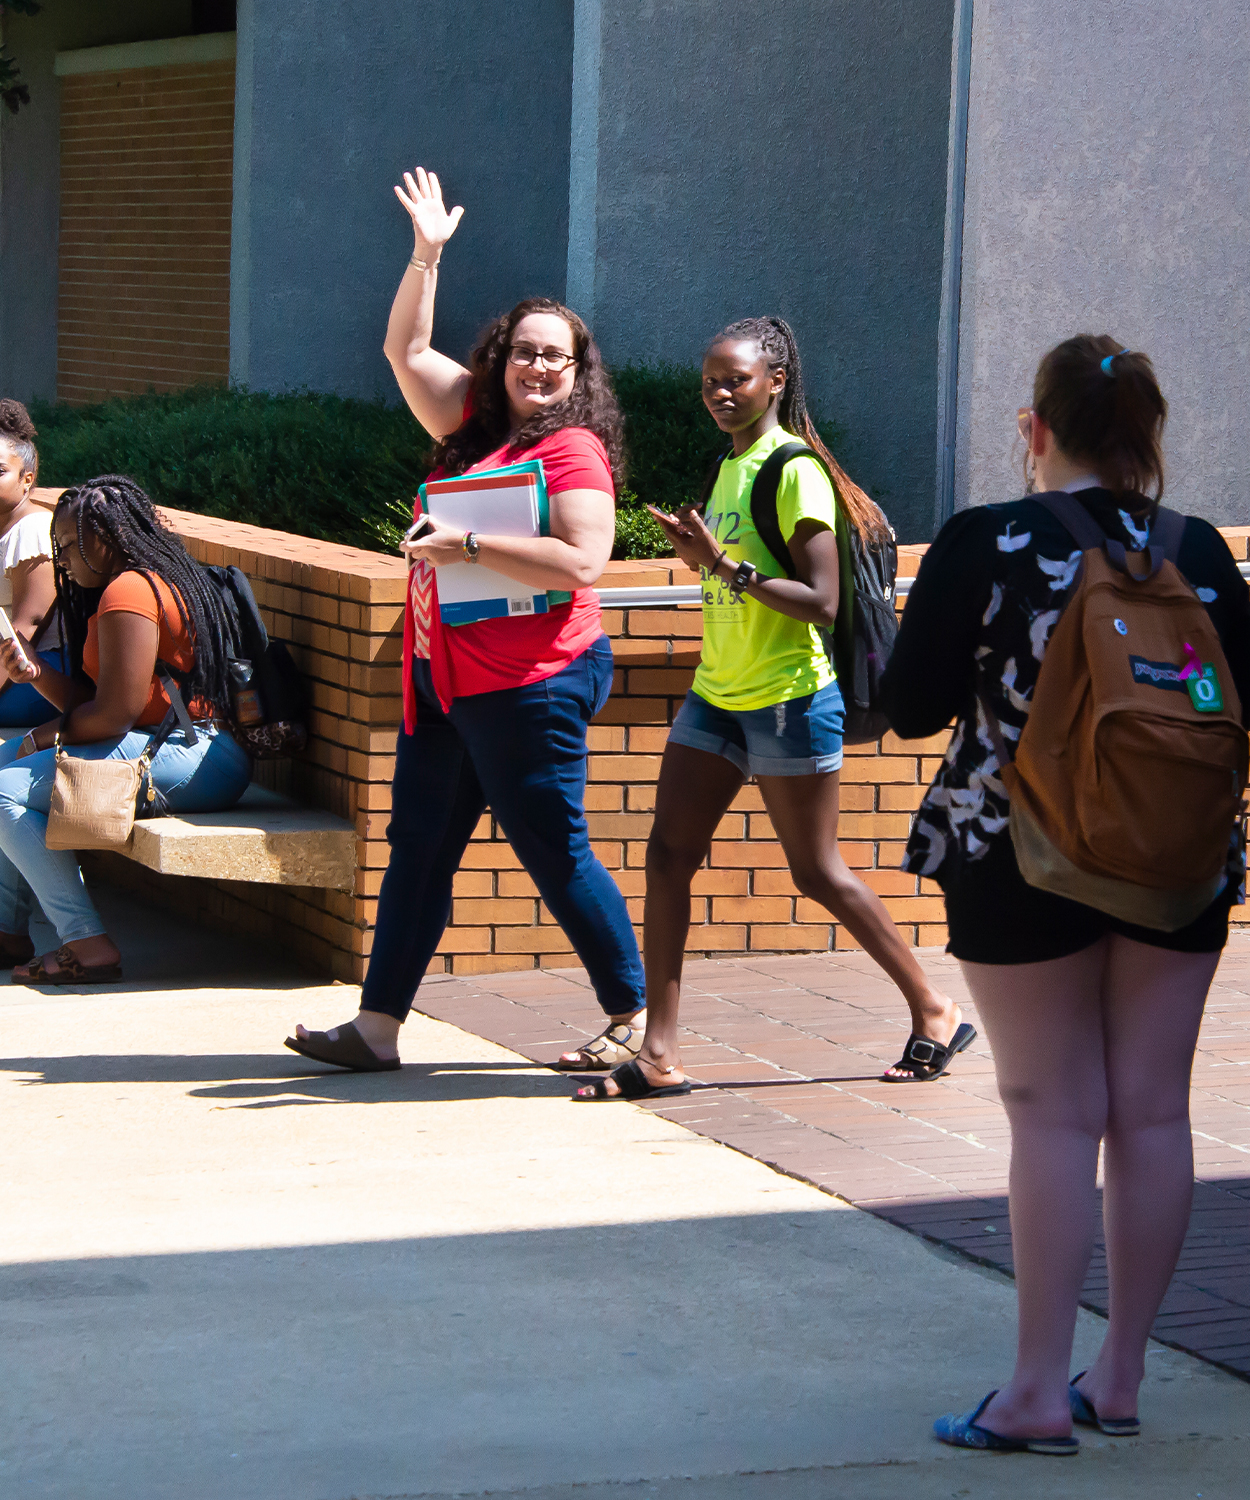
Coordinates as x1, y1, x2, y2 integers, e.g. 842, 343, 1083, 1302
420, 460, 562, 625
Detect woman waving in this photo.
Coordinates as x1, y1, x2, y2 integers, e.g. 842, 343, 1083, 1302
289, 168, 645, 1072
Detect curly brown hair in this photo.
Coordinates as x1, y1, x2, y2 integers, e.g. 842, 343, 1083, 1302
433, 298, 625, 491
0, 398, 38, 479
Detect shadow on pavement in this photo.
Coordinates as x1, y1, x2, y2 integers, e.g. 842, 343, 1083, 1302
871, 1176, 1250, 1382
5, 1215, 1244, 1500
0, 1052, 568, 1104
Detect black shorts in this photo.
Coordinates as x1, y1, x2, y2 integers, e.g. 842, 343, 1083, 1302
940, 836, 1236, 965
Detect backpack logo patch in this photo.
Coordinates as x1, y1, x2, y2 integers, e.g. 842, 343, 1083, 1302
1129, 655, 1187, 693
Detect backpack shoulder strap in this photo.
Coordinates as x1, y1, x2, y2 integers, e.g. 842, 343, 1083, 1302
1034, 491, 1108, 551
1149, 505, 1187, 565
748, 441, 825, 580
696, 451, 732, 514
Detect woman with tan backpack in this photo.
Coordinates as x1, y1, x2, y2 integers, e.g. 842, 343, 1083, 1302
883, 335, 1250, 1454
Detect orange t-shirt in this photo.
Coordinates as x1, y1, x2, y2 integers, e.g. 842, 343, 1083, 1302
83, 571, 210, 726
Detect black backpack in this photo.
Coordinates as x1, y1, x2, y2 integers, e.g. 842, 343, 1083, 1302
742, 442, 899, 746
149, 565, 309, 760
205, 565, 310, 759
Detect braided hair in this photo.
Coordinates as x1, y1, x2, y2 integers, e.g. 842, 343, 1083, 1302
433, 297, 626, 490
0, 398, 38, 480
52, 476, 239, 714
705, 317, 890, 545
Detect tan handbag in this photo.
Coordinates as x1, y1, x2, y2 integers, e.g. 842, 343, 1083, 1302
44, 733, 156, 851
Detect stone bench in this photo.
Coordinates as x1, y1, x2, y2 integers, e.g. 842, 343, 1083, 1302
0, 727, 357, 893
123, 783, 356, 892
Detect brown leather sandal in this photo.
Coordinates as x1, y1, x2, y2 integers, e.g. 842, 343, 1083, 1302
553, 1014, 646, 1072
284, 1021, 401, 1072
12, 945, 123, 986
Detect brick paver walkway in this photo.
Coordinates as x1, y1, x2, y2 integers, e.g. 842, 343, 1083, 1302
414, 934, 1250, 1380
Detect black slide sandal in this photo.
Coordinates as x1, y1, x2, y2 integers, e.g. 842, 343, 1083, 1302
578, 1058, 693, 1101
883, 1021, 977, 1083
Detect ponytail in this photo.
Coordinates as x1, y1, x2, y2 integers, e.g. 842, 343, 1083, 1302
706, 317, 890, 545
1032, 334, 1167, 508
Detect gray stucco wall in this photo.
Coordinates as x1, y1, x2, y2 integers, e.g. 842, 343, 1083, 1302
571, 0, 955, 541
954, 0, 1250, 524
230, 0, 574, 399
0, 1, 194, 406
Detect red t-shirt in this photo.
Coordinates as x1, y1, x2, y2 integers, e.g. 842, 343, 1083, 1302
403, 426, 610, 722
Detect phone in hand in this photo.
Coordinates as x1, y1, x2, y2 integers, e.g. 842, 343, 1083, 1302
403, 515, 432, 544
0, 606, 32, 673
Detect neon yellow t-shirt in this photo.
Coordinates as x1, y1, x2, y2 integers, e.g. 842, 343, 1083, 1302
692, 425, 837, 711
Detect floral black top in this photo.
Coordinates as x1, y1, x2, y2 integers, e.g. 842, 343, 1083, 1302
880, 489, 1250, 887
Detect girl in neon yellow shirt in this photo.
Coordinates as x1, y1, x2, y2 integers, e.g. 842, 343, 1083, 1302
579, 316, 973, 1099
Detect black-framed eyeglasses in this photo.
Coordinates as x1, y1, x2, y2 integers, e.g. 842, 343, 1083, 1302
506, 344, 579, 372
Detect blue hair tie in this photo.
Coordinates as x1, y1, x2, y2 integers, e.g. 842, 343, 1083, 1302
1101, 347, 1131, 376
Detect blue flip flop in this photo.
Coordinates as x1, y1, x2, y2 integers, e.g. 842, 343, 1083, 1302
934, 1391, 1079, 1456
1069, 1372, 1140, 1436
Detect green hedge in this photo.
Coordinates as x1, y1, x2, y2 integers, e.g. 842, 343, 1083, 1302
29, 371, 847, 560
30, 387, 428, 554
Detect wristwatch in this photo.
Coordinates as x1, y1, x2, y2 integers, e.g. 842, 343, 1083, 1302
462, 531, 481, 564
728, 558, 757, 600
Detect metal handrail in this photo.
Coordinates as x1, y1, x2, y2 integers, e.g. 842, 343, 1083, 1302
595, 585, 702, 608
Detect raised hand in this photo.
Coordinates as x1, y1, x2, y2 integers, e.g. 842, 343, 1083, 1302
394, 167, 465, 258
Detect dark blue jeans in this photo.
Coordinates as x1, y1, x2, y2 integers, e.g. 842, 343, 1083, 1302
361, 636, 645, 1022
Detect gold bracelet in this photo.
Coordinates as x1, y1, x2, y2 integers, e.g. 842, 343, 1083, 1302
410, 251, 441, 271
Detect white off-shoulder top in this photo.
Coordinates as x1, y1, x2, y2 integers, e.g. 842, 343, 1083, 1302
0, 509, 61, 651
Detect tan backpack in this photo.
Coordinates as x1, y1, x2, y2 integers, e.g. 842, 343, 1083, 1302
981, 493, 1248, 931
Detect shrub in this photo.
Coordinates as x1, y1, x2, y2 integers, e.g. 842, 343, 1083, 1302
27, 368, 850, 561
30, 386, 431, 553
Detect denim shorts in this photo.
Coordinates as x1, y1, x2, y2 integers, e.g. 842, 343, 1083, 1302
669, 680, 845, 777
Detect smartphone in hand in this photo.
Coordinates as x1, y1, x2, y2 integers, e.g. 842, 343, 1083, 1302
0, 607, 33, 674
403, 515, 432, 544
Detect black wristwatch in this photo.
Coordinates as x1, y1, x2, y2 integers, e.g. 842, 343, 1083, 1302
462, 531, 481, 563
728, 558, 757, 600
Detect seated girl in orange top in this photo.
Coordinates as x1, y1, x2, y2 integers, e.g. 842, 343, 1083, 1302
0, 476, 250, 984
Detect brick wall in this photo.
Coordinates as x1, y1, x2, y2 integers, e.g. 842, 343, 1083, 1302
69, 510, 1250, 978
439, 551, 950, 976
57, 60, 234, 402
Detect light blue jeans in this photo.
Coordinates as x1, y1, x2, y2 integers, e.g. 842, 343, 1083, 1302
0, 724, 251, 945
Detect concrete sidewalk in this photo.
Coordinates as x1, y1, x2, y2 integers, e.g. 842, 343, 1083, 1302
1, 897, 1247, 1498
414, 939, 1250, 1378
